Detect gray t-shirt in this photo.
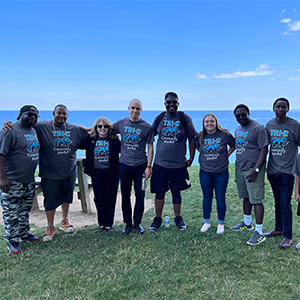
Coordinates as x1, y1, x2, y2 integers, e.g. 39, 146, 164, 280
114, 117, 154, 166
0, 122, 39, 184
35, 120, 88, 179
197, 129, 235, 173
94, 137, 109, 169
153, 112, 197, 169
235, 120, 269, 171
267, 117, 300, 175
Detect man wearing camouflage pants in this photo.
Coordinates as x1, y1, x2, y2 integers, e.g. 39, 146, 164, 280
0, 105, 40, 254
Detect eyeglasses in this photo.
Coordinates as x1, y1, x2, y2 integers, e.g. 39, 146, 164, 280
23, 112, 39, 118
97, 125, 109, 129
165, 100, 178, 105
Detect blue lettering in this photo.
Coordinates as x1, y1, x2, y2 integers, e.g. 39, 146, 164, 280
163, 120, 180, 127
204, 138, 221, 145
270, 130, 289, 137
52, 131, 71, 137
95, 140, 109, 146
25, 134, 38, 141
124, 126, 141, 135
237, 131, 248, 137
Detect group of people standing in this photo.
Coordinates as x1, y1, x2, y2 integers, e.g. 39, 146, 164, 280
198, 98, 300, 250
0, 93, 299, 254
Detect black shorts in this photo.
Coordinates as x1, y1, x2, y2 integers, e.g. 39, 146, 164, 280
150, 164, 191, 195
41, 173, 76, 211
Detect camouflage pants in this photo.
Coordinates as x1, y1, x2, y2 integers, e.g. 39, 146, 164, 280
0, 180, 35, 243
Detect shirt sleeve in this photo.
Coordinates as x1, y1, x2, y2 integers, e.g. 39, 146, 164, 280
295, 122, 300, 147
0, 130, 14, 156
256, 126, 269, 148
113, 120, 120, 134
227, 132, 235, 148
292, 155, 300, 176
185, 114, 197, 139
146, 126, 154, 144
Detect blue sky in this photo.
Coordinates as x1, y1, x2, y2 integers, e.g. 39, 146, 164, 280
0, 1, 299, 111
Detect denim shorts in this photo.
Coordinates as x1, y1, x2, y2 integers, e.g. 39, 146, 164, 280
235, 164, 265, 204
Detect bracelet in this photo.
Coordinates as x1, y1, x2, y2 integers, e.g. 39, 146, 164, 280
147, 166, 151, 169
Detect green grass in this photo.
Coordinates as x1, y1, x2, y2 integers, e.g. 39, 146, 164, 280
1, 164, 300, 299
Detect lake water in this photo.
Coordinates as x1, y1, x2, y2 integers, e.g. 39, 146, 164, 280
1, 110, 300, 165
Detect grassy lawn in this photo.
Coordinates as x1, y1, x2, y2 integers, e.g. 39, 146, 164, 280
1, 164, 300, 299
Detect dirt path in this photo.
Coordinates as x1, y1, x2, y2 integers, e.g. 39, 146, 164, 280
0, 191, 154, 229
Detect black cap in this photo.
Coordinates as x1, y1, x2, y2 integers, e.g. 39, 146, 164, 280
19, 105, 39, 114
17, 105, 39, 121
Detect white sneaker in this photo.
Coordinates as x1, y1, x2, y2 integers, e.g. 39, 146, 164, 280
217, 224, 224, 234
200, 223, 211, 232
295, 241, 300, 250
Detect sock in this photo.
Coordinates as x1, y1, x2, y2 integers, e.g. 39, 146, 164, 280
244, 214, 252, 226
256, 224, 263, 235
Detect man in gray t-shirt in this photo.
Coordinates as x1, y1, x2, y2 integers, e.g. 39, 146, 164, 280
0, 105, 40, 254
37, 104, 88, 242
231, 104, 268, 246
5, 104, 89, 242
265, 97, 300, 249
149, 92, 196, 232
114, 99, 154, 235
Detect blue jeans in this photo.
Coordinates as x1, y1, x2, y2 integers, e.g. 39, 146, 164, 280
267, 173, 294, 239
199, 169, 229, 225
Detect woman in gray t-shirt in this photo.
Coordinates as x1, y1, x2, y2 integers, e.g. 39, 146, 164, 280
196, 113, 235, 234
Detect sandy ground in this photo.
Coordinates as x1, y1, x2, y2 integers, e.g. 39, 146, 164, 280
0, 191, 154, 229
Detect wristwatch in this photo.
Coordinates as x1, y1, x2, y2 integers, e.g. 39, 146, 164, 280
255, 168, 260, 173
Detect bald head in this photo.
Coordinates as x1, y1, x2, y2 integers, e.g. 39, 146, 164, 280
129, 98, 142, 107
128, 99, 142, 122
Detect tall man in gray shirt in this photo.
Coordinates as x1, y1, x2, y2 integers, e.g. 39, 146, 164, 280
114, 99, 154, 235
37, 105, 88, 241
0, 105, 40, 254
149, 92, 196, 232
231, 104, 269, 246
265, 98, 300, 248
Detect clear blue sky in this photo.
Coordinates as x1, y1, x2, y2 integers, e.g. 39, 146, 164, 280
0, 1, 299, 111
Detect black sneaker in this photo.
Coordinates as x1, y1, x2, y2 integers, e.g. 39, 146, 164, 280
7, 242, 22, 254
135, 225, 145, 234
21, 234, 40, 243
231, 221, 254, 231
122, 224, 132, 235
174, 216, 187, 231
149, 217, 162, 232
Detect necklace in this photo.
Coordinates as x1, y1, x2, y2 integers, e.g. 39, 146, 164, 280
52, 120, 67, 138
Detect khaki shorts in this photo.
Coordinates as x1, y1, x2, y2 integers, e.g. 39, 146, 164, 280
235, 164, 265, 204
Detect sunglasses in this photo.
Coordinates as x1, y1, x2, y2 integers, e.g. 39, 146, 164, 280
23, 112, 39, 118
97, 125, 109, 129
165, 100, 178, 105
